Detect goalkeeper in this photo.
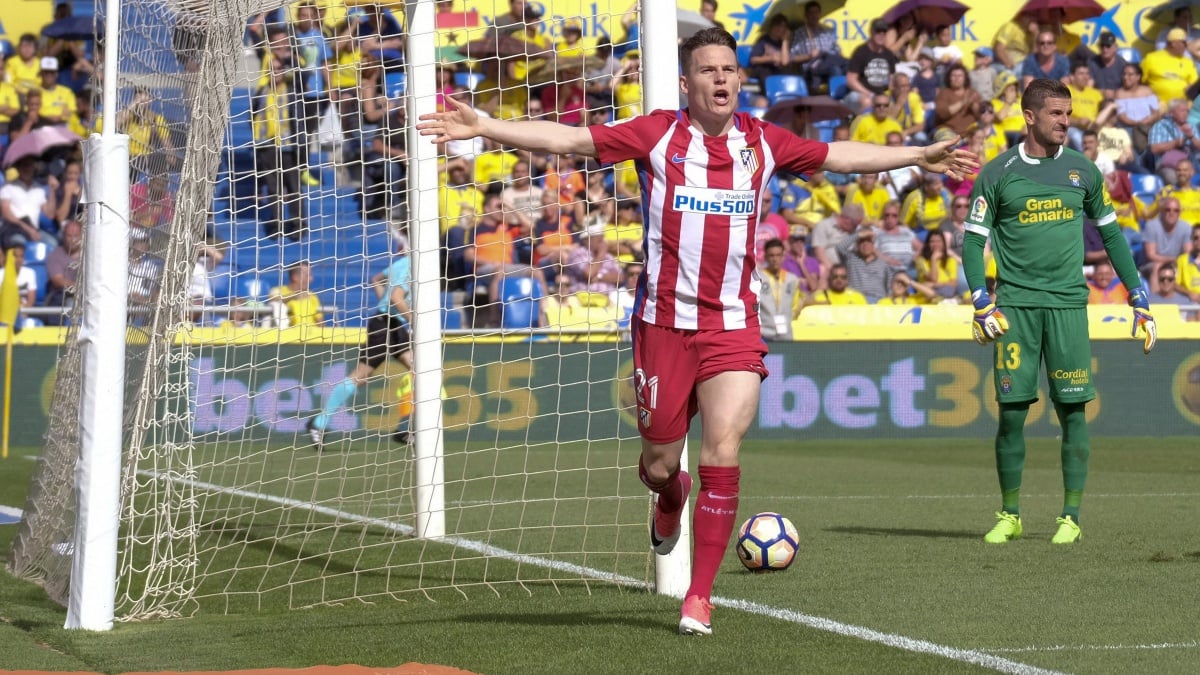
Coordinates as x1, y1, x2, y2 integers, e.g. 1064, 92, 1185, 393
963, 78, 1156, 546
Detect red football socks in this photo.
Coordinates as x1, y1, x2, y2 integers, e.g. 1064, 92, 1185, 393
687, 464, 740, 600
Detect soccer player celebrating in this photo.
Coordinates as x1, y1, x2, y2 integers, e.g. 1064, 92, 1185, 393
963, 78, 1157, 546
419, 28, 977, 635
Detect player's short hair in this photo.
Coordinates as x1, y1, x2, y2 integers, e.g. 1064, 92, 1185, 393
1021, 78, 1071, 114
679, 27, 737, 73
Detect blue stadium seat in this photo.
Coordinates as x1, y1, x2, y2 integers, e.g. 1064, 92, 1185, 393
236, 274, 269, 301
828, 74, 848, 99
0, 40, 13, 59
209, 264, 234, 302
1130, 172, 1163, 202
1117, 47, 1141, 65
765, 75, 808, 104
736, 44, 753, 69
25, 240, 49, 264
739, 105, 768, 119
454, 71, 485, 91
498, 277, 543, 330
29, 264, 48, 304
385, 70, 406, 99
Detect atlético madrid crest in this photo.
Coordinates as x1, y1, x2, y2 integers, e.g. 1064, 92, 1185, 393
739, 147, 759, 174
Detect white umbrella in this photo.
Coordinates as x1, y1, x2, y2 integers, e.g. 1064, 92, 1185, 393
677, 8, 717, 40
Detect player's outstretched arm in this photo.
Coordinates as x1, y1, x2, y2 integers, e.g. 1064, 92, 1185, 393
416, 96, 597, 157
822, 137, 979, 181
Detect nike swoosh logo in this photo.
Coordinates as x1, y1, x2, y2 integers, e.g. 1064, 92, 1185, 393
706, 492, 736, 500
670, 153, 689, 164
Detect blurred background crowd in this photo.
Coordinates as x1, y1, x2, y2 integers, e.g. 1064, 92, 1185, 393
0, 0, 1198, 338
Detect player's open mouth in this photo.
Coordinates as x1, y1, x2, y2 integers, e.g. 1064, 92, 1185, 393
713, 90, 730, 105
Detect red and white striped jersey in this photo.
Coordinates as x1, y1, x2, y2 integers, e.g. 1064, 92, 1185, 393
589, 109, 828, 330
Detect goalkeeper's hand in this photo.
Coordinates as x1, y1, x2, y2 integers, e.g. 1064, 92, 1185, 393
1128, 285, 1157, 354
971, 287, 1009, 344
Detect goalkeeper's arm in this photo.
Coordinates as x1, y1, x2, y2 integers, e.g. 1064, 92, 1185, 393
1097, 220, 1157, 354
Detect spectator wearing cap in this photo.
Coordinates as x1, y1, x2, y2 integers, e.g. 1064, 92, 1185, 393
0, 156, 59, 246
557, 19, 585, 55
845, 18, 899, 113
991, 71, 1024, 147
850, 93, 903, 145
969, 47, 995, 102
1155, 7, 1200, 52
782, 225, 822, 294
1143, 28, 1198, 107
36, 57, 77, 126
789, 1, 847, 95
1020, 30, 1071, 90
1089, 31, 1128, 100
5, 34, 42, 96
835, 227, 891, 303
910, 48, 939, 107
991, 15, 1039, 77
0, 236, 38, 312
758, 238, 801, 341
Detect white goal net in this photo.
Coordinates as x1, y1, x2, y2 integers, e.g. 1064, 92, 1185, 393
9, 0, 658, 621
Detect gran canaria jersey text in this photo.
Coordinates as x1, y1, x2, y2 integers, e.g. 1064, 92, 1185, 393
1018, 197, 1075, 223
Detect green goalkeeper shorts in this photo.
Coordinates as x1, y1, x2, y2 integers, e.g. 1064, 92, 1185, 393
991, 306, 1096, 405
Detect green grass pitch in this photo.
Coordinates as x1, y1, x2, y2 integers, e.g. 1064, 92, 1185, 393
2, 436, 1198, 674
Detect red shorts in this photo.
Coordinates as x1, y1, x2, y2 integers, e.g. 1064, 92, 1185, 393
630, 317, 769, 444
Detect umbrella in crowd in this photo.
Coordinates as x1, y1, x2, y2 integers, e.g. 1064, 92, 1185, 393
1015, 0, 1105, 25
1148, 0, 1199, 22
764, 0, 850, 27
762, 95, 853, 128
526, 52, 605, 85
678, 8, 717, 40
2, 125, 82, 168
882, 0, 970, 32
40, 15, 97, 41
456, 31, 530, 60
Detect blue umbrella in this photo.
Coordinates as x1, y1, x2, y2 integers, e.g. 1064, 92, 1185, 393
41, 15, 97, 41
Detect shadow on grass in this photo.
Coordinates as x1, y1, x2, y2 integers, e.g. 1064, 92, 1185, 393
825, 525, 979, 540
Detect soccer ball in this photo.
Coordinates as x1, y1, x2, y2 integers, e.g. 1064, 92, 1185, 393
736, 512, 800, 572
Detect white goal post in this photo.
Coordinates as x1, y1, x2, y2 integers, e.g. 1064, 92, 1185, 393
8, 0, 693, 627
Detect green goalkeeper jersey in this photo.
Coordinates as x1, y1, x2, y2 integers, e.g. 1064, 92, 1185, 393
964, 144, 1116, 308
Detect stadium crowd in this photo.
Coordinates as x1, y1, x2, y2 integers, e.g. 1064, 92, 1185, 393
1, 0, 1199, 334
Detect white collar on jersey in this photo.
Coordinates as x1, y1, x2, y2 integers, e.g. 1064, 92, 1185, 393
1017, 142, 1064, 164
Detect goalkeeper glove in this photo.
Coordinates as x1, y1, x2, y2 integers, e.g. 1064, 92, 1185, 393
971, 287, 1009, 344
1128, 285, 1157, 354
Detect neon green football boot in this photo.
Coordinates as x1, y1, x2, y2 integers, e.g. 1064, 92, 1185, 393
984, 511, 1022, 543
1051, 515, 1082, 544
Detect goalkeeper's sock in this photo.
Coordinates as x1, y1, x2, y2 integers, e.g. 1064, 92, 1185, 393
314, 379, 359, 431
995, 402, 1030, 516
639, 457, 685, 512
687, 464, 739, 601
1056, 401, 1091, 522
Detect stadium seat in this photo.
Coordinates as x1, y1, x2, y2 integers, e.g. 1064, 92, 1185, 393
814, 119, 841, 143
736, 44, 753, 69
739, 105, 768, 119
764, 75, 808, 104
454, 71, 485, 91
1117, 47, 1141, 65
384, 71, 406, 99
0, 40, 13, 59
24, 240, 49, 264
236, 274, 269, 301
209, 264, 234, 302
1130, 172, 1163, 202
828, 74, 848, 99
498, 277, 544, 330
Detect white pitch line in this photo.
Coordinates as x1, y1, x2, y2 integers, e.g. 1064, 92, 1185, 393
144, 468, 1057, 674
0, 504, 24, 519
984, 640, 1199, 654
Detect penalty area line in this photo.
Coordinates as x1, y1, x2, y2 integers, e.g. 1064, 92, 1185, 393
155, 470, 1056, 674
984, 640, 1200, 654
